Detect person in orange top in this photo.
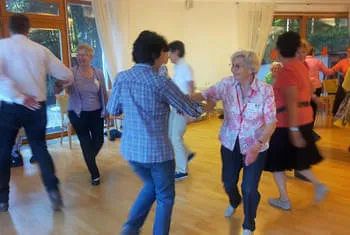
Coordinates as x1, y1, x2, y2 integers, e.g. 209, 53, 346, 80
265, 32, 328, 211
332, 46, 350, 75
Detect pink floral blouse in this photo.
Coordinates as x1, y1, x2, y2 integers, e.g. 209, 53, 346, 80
203, 77, 276, 154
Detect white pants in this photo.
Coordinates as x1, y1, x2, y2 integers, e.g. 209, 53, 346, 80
169, 109, 191, 173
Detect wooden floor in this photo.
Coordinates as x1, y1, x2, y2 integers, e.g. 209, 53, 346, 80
1, 116, 349, 235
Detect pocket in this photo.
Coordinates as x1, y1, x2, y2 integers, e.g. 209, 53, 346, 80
246, 103, 263, 115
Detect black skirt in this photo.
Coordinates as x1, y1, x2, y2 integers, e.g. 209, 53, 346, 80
264, 123, 323, 172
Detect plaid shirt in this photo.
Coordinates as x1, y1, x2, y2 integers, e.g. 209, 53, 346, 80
107, 64, 204, 163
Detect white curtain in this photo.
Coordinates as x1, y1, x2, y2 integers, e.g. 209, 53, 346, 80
92, 0, 130, 80
232, 1, 276, 64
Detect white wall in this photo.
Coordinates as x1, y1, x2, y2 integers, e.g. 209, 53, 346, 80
122, 0, 349, 88
127, 0, 238, 88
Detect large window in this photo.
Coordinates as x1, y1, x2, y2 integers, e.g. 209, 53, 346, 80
67, 3, 104, 71
6, 0, 59, 16
257, 18, 301, 80
29, 28, 63, 132
257, 15, 349, 81
306, 18, 349, 75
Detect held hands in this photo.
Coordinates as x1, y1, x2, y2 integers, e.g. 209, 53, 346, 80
204, 99, 216, 113
289, 130, 306, 148
54, 80, 70, 94
23, 95, 41, 110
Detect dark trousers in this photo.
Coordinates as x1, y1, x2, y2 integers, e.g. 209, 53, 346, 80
311, 88, 323, 126
68, 110, 104, 179
0, 102, 59, 203
221, 141, 266, 231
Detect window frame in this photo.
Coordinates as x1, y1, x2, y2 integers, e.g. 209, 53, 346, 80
0, 1, 348, 139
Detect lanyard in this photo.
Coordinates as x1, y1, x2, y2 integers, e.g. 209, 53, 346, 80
236, 86, 254, 126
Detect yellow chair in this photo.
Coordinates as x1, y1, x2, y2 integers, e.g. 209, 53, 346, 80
56, 94, 73, 149
319, 79, 338, 116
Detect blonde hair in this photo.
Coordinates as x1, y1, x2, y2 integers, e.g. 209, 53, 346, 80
77, 43, 94, 57
231, 50, 260, 74
300, 39, 310, 53
270, 61, 282, 71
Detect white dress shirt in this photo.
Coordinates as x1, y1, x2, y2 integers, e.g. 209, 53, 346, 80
0, 34, 73, 104
172, 58, 193, 95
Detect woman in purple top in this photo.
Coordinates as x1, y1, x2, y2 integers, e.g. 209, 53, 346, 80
56, 43, 108, 186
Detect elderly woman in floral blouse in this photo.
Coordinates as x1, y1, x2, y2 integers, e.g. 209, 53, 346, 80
191, 50, 276, 235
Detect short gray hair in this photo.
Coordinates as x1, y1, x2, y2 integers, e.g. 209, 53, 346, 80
77, 43, 94, 57
231, 50, 260, 74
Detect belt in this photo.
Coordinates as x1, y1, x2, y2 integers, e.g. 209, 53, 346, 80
276, 101, 310, 114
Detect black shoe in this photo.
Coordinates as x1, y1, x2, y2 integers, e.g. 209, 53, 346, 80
0, 202, 9, 212
48, 190, 63, 211
312, 130, 321, 142
294, 171, 311, 182
187, 153, 196, 163
219, 114, 224, 119
91, 177, 100, 186
29, 156, 37, 164
11, 152, 24, 168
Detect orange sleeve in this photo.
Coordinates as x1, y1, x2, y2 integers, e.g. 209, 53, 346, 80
332, 59, 344, 72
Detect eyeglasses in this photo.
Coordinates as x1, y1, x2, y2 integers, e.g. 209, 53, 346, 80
229, 63, 241, 69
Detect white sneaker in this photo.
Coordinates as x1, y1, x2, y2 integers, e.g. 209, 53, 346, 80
268, 198, 291, 210
224, 205, 235, 217
315, 184, 329, 202
243, 229, 253, 235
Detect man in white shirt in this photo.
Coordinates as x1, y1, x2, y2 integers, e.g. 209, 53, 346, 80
0, 14, 73, 212
168, 41, 195, 181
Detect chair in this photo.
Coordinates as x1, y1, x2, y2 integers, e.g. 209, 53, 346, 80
320, 79, 338, 116
56, 94, 72, 149
106, 90, 123, 138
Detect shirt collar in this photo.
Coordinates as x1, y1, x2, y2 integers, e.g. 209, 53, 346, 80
233, 77, 259, 92
134, 63, 152, 69
11, 34, 28, 39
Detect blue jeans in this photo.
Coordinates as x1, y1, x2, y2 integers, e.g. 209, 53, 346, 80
122, 160, 175, 235
221, 141, 266, 231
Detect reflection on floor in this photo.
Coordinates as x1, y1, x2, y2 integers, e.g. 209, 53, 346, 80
1, 117, 349, 235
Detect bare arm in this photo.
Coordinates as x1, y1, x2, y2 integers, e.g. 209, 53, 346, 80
187, 81, 194, 94
284, 86, 306, 147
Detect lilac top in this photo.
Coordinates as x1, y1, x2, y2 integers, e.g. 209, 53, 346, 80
75, 71, 101, 111
67, 66, 108, 117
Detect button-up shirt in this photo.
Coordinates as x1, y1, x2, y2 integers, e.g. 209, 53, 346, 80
305, 55, 334, 89
0, 34, 73, 104
203, 77, 276, 154
107, 64, 203, 163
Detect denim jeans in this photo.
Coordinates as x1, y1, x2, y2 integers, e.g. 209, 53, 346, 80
122, 160, 175, 235
68, 110, 104, 179
221, 140, 266, 231
0, 102, 59, 203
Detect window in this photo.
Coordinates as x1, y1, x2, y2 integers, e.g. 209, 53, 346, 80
67, 3, 104, 72
29, 28, 63, 132
6, 0, 59, 16
257, 18, 301, 80
306, 18, 349, 72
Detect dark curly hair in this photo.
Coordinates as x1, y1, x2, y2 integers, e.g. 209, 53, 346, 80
132, 30, 169, 65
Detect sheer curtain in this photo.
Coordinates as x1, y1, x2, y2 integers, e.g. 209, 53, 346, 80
232, 1, 276, 64
92, 0, 130, 80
